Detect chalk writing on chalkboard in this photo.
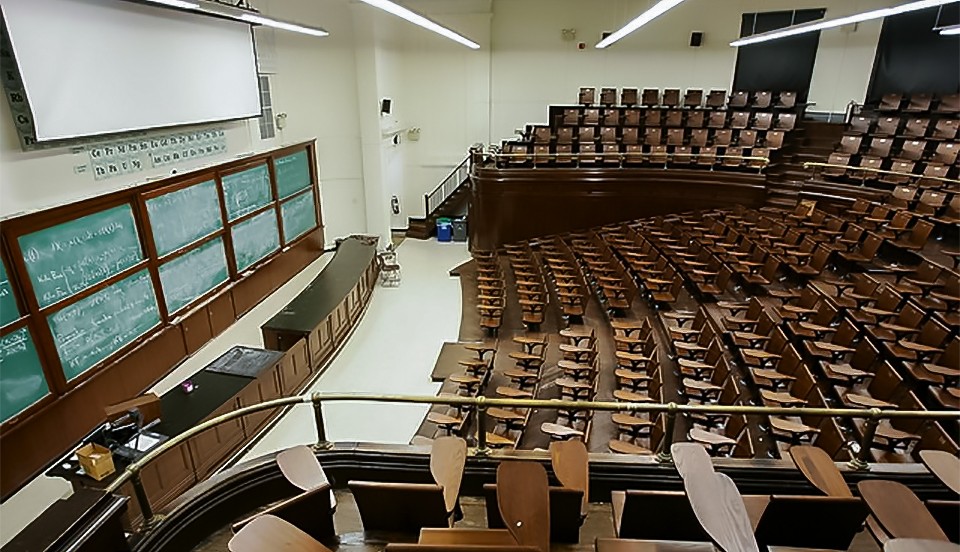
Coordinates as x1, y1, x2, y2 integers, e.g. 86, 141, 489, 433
48, 270, 160, 380
281, 189, 317, 243
0, 327, 49, 423
275, 150, 311, 199
146, 179, 223, 257
19, 204, 143, 309
159, 238, 229, 315
0, 259, 18, 327
222, 164, 272, 221
232, 210, 280, 272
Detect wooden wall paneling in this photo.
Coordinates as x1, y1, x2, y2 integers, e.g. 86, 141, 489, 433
180, 306, 212, 355
187, 400, 245, 480
279, 340, 310, 396
236, 377, 271, 437
139, 442, 196, 513
207, 289, 236, 337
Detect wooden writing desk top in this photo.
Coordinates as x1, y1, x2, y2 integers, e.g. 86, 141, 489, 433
688, 428, 736, 446
919, 450, 960, 495
595, 538, 715, 552
486, 408, 525, 421
769, 418, 819, 437
684, 470, 760, 552
608, 439, 652, 455
789, 445, 852, 496
613, 389, 654, 403
844, 393, 896, 409
884, 539, 960, 552
858, 480, 949, 541
496, 386, 532, 399
540, 422, 584, 439
612, 413, 653, 427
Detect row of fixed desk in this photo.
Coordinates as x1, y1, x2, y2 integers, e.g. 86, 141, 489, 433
20, 237, 379, 550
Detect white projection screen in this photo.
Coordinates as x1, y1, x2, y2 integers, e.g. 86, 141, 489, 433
2, 0, 261, 142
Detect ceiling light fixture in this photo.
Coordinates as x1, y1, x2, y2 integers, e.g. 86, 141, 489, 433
731, 0, 960, 47
356, 0, 480, 49
939, 23, 960, 34
239, 13, 329, 37
596, 0, 686, 49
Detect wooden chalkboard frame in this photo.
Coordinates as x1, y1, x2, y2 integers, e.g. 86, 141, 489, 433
0, 140, 321, 432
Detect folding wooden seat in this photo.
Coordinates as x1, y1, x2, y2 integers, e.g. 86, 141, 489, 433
866, 137, 893, 158
555, 143, 574, 164
881, 160, 915, 185
751, 91, 772, 108
878, 93, 902, 111
582, 108, 600, 125
706, 110, 727, 129
915, 189, 947, 215
597, 126, 617, 145
231, 515, 334, 552
599, 87, 617, 106
562, 108, 579, 125
821, 338, 878, 386
482, 485, 582, 543
875, 117, 900, 136
932, 141, 959, 165
578, 126, 596, 145
776, 91, 797, 109
935, 92, 960, 113
682, 88, 703, 108
764, 130, 785, 149
904, 117, 930, 138
502, 143, 530, 166
857, 157, 883, 180
624, 144, 643, 164
620, 88, 638, 106
578, 87, 596, 105
601, 108, 621, 126
696, 146, 717, 168
685, 110, 704, 128
706, 89, 726, 108
623, 108, 641, 126
556, 127, 574, 144
890, 218, 934, 251
641, 88, 659, 106
722, 146, 745, 168
835, 135, 861, 155
730, 111, 750, 129
822, 153, 851, 177
644, 127, 662, 145
904, 93, 933, 112
529, 126, 549, 143
729, 91, 749, 108
644, 109, 662, 127
662, 88, 681, 107
753, 495, 868, 550
931, 119, 959, 142
847, 116, 871, 135
621, 127, 639, 145
665, 128, 685, 147
689, 128, 709, 147
664, 110, 683, 127
922, 162, 950, 181
738, 129, 758, 147
898, 139, 926, 161
750, 112, 772, 130
713, 129, 733, 147
532, 145, 550, 165
349, 481, 451, 533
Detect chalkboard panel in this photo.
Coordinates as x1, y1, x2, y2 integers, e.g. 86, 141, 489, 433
159, 238, 229, 315
222, 164, 272, 221
231, 210, 280, 272
0, 327, 48, 423
0, 260, 18, 327
145, 179, 223, 256
281, 189, 318, 243
19, 204, 143, 309
275, 150, 311, 199
48, 270, 160, 380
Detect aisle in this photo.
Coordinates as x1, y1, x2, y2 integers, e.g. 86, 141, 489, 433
240, 239, 470, 459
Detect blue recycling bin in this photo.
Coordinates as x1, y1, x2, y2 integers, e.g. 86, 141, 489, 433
437, 222, 453, 242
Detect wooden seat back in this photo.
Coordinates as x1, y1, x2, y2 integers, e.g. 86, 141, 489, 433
386, 546, 537, 551
229, 514, 333, 552
497, 461, 550, 552
753, 495, 868, 550
858, 480, 949, 541
482, 484, 582, 543
430, 436, 467, 513
348, 481, 449, 533
614, 489, 710, 541
550, 440, 588, 514
231, 484, 337, 544
277, 445, 330, 492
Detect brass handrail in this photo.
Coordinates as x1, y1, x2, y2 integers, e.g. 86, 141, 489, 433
803, 162, 960, 185
104, 390, 960, 529
494, 151, 771, 165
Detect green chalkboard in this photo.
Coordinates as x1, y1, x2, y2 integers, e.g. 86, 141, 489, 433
222, 164, 272, 221
146, 179, 223, 257
231, 210, 280, 272
159, 238, 229, 315
281, 190, 318, 243
48, 270, 160, 380
19, 205, 143, 309
0, 259, 18, 327
275, 150, 311, 199
0, 327, 48, 423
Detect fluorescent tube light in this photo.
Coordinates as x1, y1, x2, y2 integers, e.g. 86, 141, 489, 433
940, 23, 960, 34
356, 0, 480, 49
143, 0, 200, 9
596, 0, 686, 49
731, 0, 960, 47
239, 13, 329, 37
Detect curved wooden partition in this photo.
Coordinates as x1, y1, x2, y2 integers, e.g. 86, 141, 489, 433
469, 166, 767, 250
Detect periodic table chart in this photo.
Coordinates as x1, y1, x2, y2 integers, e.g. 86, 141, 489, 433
86, 129, 228, 181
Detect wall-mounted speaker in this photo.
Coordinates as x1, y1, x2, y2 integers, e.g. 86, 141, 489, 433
380, 98, 392, 115
690, 32, 703, 47
601, 31, 612, 40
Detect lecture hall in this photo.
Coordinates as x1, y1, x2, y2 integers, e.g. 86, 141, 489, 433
0, 0, 958, 550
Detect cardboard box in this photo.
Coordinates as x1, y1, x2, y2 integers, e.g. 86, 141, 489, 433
76, 443, 115, 481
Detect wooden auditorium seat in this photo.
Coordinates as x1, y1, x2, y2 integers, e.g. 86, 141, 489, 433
229, 515, 333, 552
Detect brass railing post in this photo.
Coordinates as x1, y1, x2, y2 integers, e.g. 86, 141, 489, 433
848, 408, 881, 471
131, 470, 160, 529
475, 397, 490, 457
657, 403, 679, 463
313, 395, 332, 450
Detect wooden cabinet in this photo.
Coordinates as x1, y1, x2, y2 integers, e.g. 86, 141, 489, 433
180, 307, 212, 354
187, 401, 245, 480
279, 340, 310, 395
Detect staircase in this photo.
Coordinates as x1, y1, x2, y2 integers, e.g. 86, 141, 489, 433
406, 182, 470, 239
765, 121, 846, 208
